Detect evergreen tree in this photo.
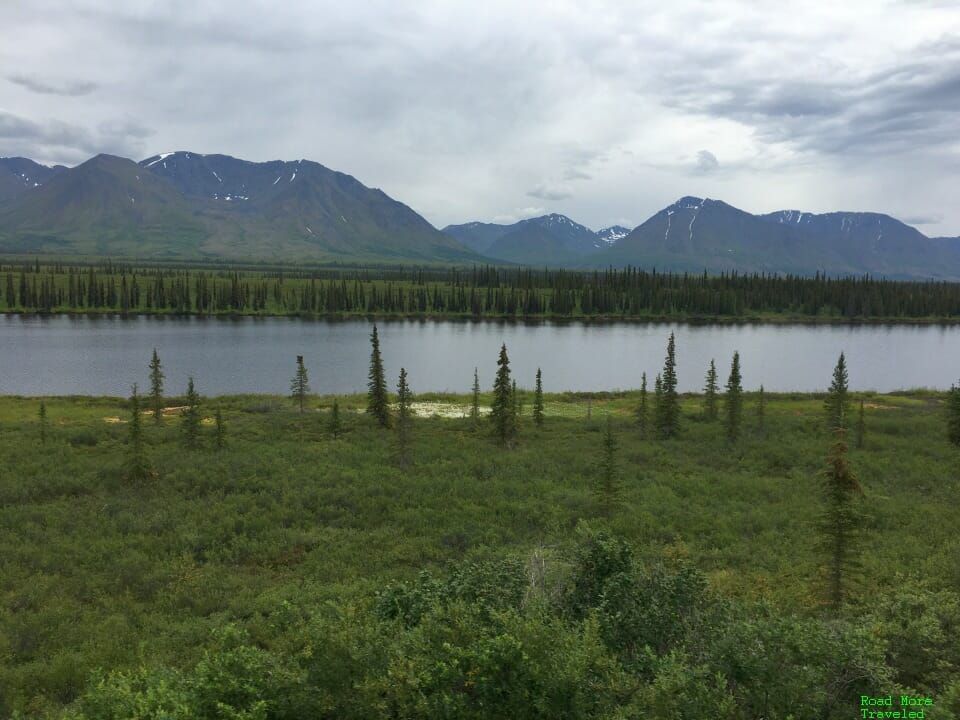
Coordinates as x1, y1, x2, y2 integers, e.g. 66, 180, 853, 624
855, 399, 865, 449
39, 401, 48, 445
824, 351, 850, 432
125, 384, 152, 482
724, 351, 743, 444
533, 368, 544, 428
756, 384, 766, 437
181, 377, 201, 449
654, 372, 663, 432
704, 359, 719, 421
396, 368, 412, 467
947, 383, 960, 447
290, 355, 310, 414
471, 367, 481, 425
818, 427, 863, 613
595, 415, 621, 517
214, 409, 225, 450
636, 372, 648, 437
659, 332, 680, 438
366, 323, 390, 428
512, 379, 518, 419
328, 398, 343, 439
490, 343, 517, 446
148, 348, 164, 425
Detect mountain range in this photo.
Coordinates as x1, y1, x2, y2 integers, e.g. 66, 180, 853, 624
442, 215, 630, 265
0, 152, 479, 262
1, 151, 959, 278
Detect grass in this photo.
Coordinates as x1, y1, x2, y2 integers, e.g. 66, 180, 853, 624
0, 390, 958, 716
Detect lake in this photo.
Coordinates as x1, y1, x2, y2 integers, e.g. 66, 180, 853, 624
1, 314, 957, 396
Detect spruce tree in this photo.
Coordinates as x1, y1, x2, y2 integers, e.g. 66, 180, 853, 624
948, 383, 960, 447
654, 372, 663, 433
512, 380, 518, 420
825, 351, 850, 432
636, 372, 648, 437
533, 368, 544, 428
366, 323, 390, 428
818, 427, 863, 613
214, 409, 226, 450
595, 415, 621, 517
396, 368, 412, 467
181, 377, 201, 449
724, 351, 743, 444
39, 401, 48, 445
328, 398, 343, 439
659, 332, 680, 438
471, 367, 481, 425
490, 343, 517, 446
291, 355, 310, 413
148, 348, 164, 425
756, 384, 766, 437
855, 399, 865, 449
125, 384, 152, 482
704, 359, 719, 421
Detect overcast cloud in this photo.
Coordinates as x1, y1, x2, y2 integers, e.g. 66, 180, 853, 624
1, 0, 958, 235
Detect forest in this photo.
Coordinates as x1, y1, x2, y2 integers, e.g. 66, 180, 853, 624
0, 333, 959, 718
4, 259, 960, 320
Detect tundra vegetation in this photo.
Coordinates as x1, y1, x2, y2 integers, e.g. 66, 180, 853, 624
0, 374, 958, 717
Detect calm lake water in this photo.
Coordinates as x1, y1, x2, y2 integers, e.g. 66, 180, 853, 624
1, 315, 958, 396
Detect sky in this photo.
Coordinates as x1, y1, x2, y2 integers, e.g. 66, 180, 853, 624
1, 0, 959, 235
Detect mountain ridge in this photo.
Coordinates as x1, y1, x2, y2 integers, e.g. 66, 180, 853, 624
0, 151, 483, 263
3, 151, 960, 277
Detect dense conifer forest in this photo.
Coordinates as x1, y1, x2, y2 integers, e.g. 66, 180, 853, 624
4, 259, 960, 320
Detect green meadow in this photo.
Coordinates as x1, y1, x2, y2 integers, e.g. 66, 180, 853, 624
1, 390, 958, 718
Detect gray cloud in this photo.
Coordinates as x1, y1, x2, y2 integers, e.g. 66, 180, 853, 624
901, 213, 944, 225
695, 150, 719, 173
7, 74, 98, 96
662, 36, 960, 158
0, 111, 153, 164
1, 1, 959, 235
527, 183, 574, 201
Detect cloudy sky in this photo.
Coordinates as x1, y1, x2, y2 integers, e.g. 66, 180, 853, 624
2, 0, 959, 234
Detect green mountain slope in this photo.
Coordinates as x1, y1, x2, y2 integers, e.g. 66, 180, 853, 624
0, 152, 483, 263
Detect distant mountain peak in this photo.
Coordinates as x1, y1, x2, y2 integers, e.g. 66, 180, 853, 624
671, 196, 706, 210
0, 150, 482, 263
597, 225, 630, 245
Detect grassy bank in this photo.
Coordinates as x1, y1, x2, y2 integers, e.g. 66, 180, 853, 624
0, 391, 958, 716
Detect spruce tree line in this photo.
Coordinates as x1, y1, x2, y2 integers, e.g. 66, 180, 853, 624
10, 259, 960, 319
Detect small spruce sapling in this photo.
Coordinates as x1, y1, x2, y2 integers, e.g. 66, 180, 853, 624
825, 352, 851, 433
149, 348, 164, 424
291, 355, 310, 414
39, 401, 48, 445
328, 398, 343, 439
704, 359, 719, 421
595, 415, 621, 517
125, 384, 152, 482
396, 368, 412, 467
471, 367, 481, 425
756, 384, 766, 437
181, 377, 201, 449
367, 323, 390, 428
724, 351, 743, 444
490, 343, 517, 446
636, 372, 648, 437
533, 368, 544, 428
